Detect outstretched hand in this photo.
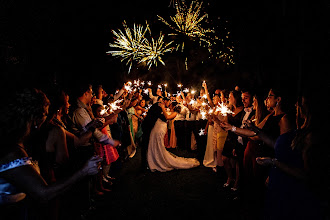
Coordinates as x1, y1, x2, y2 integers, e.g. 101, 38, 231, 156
256, 157, 273, 166
220, 121, 232, 131
83, 155, 103, 176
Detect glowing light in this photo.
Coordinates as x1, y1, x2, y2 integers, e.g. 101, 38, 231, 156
107, 21, 148, 73
198, 128, 205, 136
158, 1, 213, 44
100, 99, 123, 116
108, 99, 123, 113
200, 110, 207, 120
107, 21, 174, 73
215, 102, 234, 116
159, 0, 236, 66
139, 32, 174, 69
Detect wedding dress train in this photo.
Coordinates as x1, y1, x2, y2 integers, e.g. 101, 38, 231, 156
147, 119, 200, 172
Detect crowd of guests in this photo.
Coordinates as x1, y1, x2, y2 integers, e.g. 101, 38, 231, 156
0, 78, 328, 220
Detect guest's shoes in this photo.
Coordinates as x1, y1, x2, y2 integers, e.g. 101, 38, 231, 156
223, 183, 230, 187
231, 187, 238, 191
100, 187, 111, 193
106, 175, 116, 180
223, 179, 234, 188
102, 176, 109, 183
94, 189, 104, 196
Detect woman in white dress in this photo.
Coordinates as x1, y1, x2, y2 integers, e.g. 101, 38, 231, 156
142, 102, 200, 172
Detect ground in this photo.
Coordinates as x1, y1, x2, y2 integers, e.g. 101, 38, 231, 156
88, 147, 243, 220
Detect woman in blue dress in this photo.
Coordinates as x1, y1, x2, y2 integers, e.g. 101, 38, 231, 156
256, 92, 326, 220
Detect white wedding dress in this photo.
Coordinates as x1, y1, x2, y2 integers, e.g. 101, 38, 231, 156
147, 119, 200, 172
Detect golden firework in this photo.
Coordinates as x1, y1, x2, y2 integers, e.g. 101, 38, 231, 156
107, 21, 174, 73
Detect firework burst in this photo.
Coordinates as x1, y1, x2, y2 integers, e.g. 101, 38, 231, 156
107, 21, 174, 73
159, 0, 235, 67
158, 0, 214, 52
139, 31, 174, 69
107, 21, 148, 73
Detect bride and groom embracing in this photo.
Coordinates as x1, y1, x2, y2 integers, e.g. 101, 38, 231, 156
140, 100, 200, 172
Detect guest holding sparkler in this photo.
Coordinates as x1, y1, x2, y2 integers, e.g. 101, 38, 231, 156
214, 90, 244, 189
203, 94, 220, 170
70, 83, 120, 214
256, 90, 327, 220
24, 86, 107, 219
221, 87, 295, 213
92, 104, 119, 190
148, 87, 163, 104
210, 89, 230, 172
0, 88, 102, 219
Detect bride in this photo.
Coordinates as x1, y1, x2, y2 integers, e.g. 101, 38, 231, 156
141, 101, 200, 172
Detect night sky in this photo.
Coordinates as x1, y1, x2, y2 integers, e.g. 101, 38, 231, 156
1, 0, 328, 95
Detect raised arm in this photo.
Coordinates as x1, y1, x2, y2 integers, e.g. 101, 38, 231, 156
0, 148, 102, 203
202, 82, 214, 108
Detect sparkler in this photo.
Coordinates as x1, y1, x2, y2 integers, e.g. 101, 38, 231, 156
215, 102, 234, 116
198, 128, 205, 136
183, 88, 189, 93
177, 83, 183, 91
100, 99, 123, 116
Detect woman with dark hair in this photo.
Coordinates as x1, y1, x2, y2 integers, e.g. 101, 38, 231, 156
141, 102, 200, 172
256, 89, 326, 220
221, 87, 296, 218
0, 88, 102, 219
219, 90, 244, 189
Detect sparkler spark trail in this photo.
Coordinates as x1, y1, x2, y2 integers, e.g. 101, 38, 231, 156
107, 21, 174, 73
215, 102, 234, 116
199, 128, 205, 136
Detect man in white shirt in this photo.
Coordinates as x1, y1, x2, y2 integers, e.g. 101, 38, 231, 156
72, 84, 120, 148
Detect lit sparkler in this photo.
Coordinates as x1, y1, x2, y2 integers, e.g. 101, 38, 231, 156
100, 99, 123, 116
108, 99, 123, 113
215, 102, 234, 116
198, 128, 205, 136
143, 89, 149, 95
